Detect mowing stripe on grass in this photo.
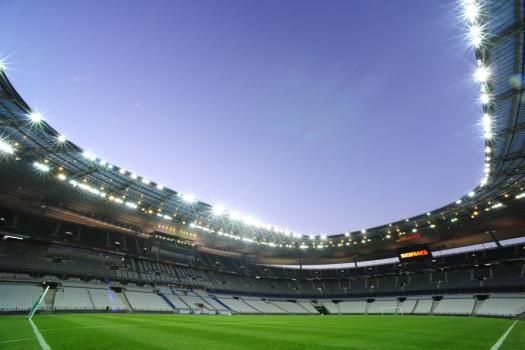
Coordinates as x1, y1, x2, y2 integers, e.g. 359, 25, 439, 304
29, 319, 52, 350
0, 338, 30, 344
490, 320, 517, 350
39, 324, 144, 333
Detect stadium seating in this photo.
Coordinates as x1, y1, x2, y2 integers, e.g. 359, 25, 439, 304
200, 296, 229, 312
1, 276, 524, 319
160, 293, 192, 312
320, 300, 340, 314
412, 299, 433, 314
0, 283, 42, 312
271, 300, 311, 314
476, 296, 525, 317
243, 298, 287, 313
54, 287, 94, 310
178, 294, 216, 312
367, 300, 398, 314
124, 291, 173, 312
433, 297, 475, 315
297, 301, 319, 314
88, 288, 128, 311
398, 299, 417, 314
216, 296, 259, 314
338, 300, 367, 314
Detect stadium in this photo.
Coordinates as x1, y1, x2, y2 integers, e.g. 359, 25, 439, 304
0, 0, 524, 349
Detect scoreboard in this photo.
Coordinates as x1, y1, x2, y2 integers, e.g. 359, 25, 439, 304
398, 245, 432, 262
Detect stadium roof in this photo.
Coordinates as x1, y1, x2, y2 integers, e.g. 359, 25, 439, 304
0, 0, 525, 262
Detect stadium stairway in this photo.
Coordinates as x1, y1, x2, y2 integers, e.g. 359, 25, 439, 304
271, 301, 289, 313
43, 288, 56, 311
411, 300, 419, 314
120, 292, 133, 311
158, 293, 177, 310
472, 298, 485, 316
430, 299, 439, 315
209, 296, 233, 313
87, 289, 96, 309
298, 302, 317, 314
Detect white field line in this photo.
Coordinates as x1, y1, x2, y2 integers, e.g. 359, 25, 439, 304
0, 338, 29, 344
29, 319, 51, 350
490, 320, 518, 350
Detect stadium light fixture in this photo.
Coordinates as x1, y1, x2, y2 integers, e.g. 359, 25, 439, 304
468, 24, 483, 48
181, 193, 196, 204
480, 92, 490, 105
125, 201, 138, 209
462, 0, 480, 24
29, 111, 44, 123
474, 66, 490, 83
482, 113, 492, 139
0, 139, 14, 154
156, 184, 164, 190
56, 134, 67, 143
0, 59, 6, 71
212, 204, 226, 216
229, 210, 243, 221
82, 151, 97, 161
33, 161, 50, 172
480, 177, 488, 187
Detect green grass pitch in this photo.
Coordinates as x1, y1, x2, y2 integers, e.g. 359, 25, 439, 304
0, 314, 522, 350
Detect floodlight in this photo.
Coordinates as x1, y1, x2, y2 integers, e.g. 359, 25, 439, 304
33, 161, 50, 172
57, 134, 67, 143
474, 66, 490, 83
463, 0, 480, 24
469, 24, 483, 47
29, 111, 43, 123
480, 93, 490, 105
212, 204, 226, 216
82, 151, 97, 161
0, 139, 14, 154
181, 193, 196, 203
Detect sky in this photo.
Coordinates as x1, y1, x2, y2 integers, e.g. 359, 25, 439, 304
0, 0, 483, 235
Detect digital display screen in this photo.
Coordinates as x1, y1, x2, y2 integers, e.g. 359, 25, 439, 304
398, 245, 432, 261
397, 232, 422, 243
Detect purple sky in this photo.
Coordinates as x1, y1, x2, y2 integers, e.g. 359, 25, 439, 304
1, 0, 483, 235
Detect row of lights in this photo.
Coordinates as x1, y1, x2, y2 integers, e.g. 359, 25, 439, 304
24, 108, 302, 239
3, 128, 525, 249
462, 0, 494, 187
2, 57, 307, 241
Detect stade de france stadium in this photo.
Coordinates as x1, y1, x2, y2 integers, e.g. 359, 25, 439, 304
1, 1, 525, 349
